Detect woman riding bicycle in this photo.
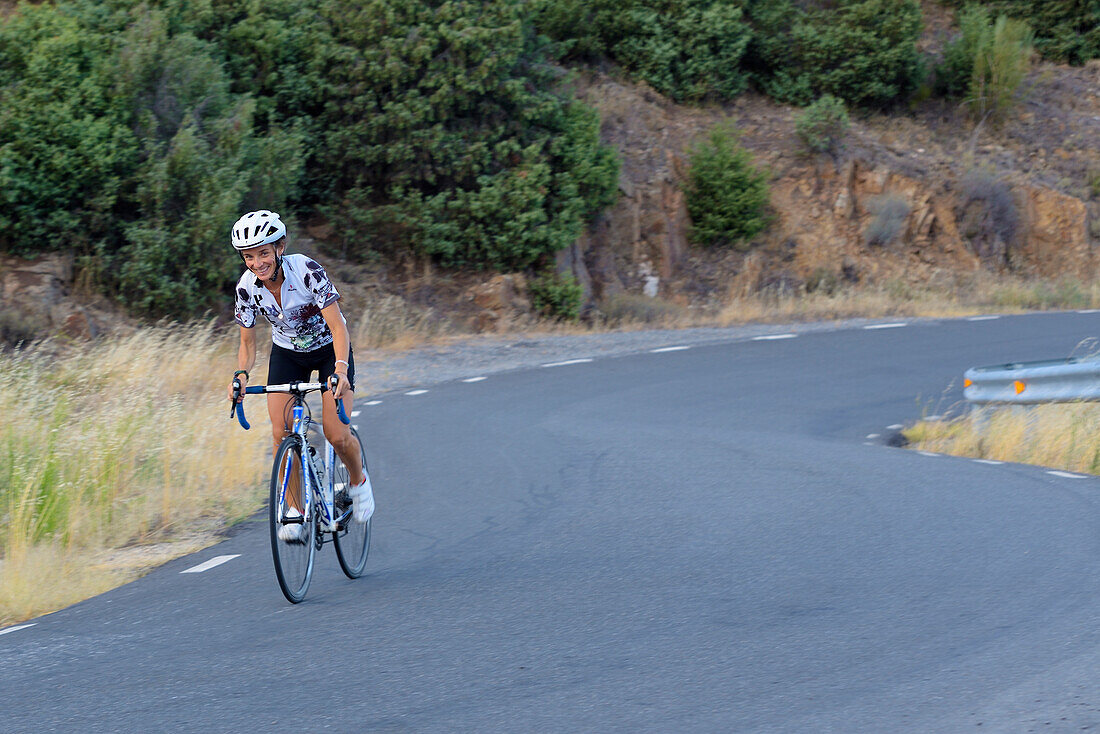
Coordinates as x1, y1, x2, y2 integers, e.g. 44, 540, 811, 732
226, 209, 373, 542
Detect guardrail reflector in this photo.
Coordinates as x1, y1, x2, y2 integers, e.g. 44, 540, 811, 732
964, 378, 972, 387
1014, 380, 1026, 394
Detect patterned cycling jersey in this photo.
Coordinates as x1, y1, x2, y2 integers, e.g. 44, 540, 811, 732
233, 254, 344, 352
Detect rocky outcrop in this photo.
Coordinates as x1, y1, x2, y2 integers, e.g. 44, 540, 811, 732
574, 71, 1096, 303
0, 253, 101, 341
465, 273, 530, 332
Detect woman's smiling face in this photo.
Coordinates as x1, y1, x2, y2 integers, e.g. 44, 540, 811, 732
240, 240, 285, 282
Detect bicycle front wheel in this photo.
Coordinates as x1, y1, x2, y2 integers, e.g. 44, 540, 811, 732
269, 435, 316, 603
333, 427, 371, 579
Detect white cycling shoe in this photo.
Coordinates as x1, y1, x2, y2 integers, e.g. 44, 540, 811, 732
348, 471, 374, 523
278, 507, 306, 543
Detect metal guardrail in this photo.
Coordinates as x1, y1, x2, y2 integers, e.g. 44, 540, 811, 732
964, 357, 1100, 405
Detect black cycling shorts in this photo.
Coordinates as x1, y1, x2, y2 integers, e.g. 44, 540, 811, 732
267, 342, 355, 392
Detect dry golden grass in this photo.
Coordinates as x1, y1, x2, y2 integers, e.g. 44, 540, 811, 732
0, 322, 267, 625
715, 271, 1100, 326
352, 295, 454, 350
906, 404, 1100, 475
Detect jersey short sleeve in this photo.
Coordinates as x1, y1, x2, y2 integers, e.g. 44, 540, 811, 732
233, 278, 257, 328
301, 257, 340, 310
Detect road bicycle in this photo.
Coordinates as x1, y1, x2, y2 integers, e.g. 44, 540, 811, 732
232, 376, 372, 603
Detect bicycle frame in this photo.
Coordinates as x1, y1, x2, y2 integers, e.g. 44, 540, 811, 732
234, 380, 352, 537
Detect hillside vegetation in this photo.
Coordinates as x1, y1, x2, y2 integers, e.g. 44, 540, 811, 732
1, 0, 1096, 323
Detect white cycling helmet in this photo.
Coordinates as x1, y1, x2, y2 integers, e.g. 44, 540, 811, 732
231, 210, 287, 251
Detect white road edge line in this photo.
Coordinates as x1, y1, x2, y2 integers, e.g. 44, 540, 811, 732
650, 346, 691, 353
753, 334, 797, 341
0, 623, 36, 637
365, 400, 382, 406
181, 555, 241, 574
918, 451, 940, 458
1047, 471, 1087, 479
1077, 309, 1100, 314
973, 459, 1004, 465
462, 376, 488, 383
967, 315, 1001, 321
542, 358, 593, 368
887, 424, 903, 430
405, 389, 429, 396
864, 323, 908, 330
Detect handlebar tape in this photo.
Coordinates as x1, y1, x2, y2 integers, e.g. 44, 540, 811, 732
235, 400, 251, 431
327, 375, 351, 425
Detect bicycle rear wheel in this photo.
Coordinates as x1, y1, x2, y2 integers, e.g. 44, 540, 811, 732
269, 435, 316, 603
333, 427, 371, 578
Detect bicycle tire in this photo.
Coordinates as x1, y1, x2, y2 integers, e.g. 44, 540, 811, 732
333, 427, 372, 579
269, 435, 316, 603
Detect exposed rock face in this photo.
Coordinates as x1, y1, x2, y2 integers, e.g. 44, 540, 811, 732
0, 253, 101, 341
575, 71, 1097, 304
465, 273, 530, 332
1016, 186, 1091, 277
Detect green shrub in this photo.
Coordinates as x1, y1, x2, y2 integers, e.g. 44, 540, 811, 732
684, 126, 771, 249
969, 14, 1034, 124
936, 4, 992, 98
864, 194, 911, 246
956, 168, 1019, 266
0, 0, 621, 315
941, 0, 1099, 64
264, 0, 620, 271
747, 0, 925, 108
795, 95, 851, 156
534, 0, 753, 102
0, 3, 302, 317
529, 272, 584, 321
1089, 168, 1100, 200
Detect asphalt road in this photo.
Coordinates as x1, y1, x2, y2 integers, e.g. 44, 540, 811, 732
6, 313, 1100, 732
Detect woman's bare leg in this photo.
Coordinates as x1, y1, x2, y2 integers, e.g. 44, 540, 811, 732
321, 390, 365, 485
267, 392, 302, 510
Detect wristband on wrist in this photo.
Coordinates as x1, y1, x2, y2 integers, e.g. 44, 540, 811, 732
335, 359, 349, 369
234, 369, 249, 380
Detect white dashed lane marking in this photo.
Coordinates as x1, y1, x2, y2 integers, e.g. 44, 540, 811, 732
650, 346, 691, 353
864, 323, 908, 330
405, 389, 429, 396
351, 411, 360, 417
753, 334, 797, 341
1047, 471, 1087, 479
0, 623, 36, 637
542, 358, 593, 368
180, 555, 241, 574
462, 376, 487, 383
887, 424, 903, 430
866, 434, 880, 439
365, 400, 382, 406
973, 459, 1004, 465
967, 315, 1001, 321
